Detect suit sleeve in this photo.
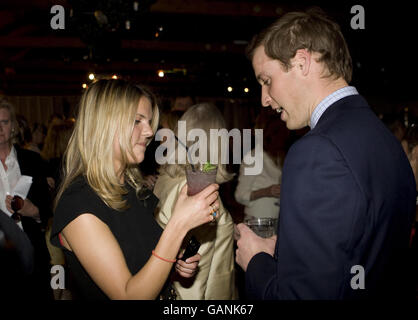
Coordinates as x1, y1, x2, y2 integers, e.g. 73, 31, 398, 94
246, 134, 364, 299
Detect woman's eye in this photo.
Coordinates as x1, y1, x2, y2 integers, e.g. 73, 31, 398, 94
134, 120, 141, 125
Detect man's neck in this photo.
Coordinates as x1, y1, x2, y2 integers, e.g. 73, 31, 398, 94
308, 78, 349, 123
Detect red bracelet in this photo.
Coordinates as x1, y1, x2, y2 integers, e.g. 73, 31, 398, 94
152, 250, 176, 263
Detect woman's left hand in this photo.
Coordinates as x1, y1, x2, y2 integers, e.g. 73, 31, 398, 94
174, 252, 201, 278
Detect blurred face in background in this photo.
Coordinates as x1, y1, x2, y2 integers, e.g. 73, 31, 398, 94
0, 108, 13, 148
32, 125, 46, 145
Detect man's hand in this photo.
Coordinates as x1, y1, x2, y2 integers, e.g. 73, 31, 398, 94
235, 223, 277, 272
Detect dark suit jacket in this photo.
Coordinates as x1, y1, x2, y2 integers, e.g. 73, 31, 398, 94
246, 95, 416, 299
14, 145, 53, 299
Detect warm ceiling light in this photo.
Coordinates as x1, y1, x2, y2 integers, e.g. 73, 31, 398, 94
244, 87, 249, 93
157, 70, 165, 78
88, 73, 95, 80
112, 75, 118, 79
227, 86, 233, 92
82, 83, 87, 89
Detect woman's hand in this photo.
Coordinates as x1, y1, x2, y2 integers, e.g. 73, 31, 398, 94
170, 183, 220, 232
175, 253, 201, 278
143, 174, 158, 190
269, 184, 281, 197
250, 184, 281, 201
5, 195, 40, 220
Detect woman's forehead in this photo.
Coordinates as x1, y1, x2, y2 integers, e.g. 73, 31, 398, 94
0, 108, 11, 118
136, 97, 152, 118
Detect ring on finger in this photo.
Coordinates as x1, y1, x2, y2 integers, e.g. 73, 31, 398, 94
211, 204, 217, 218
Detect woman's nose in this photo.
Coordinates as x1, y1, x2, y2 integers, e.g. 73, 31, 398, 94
143, 122, 153, 137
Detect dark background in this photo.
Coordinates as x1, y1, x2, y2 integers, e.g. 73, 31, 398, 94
0, 0, 417, 120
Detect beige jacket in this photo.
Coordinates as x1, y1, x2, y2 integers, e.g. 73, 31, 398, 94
153, 174, 237, 300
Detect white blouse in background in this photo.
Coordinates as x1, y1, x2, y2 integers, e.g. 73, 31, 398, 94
0, 147, 23, 229
235, 149, 281, 219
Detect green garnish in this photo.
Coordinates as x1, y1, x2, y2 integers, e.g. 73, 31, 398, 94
202, 162, 216, 172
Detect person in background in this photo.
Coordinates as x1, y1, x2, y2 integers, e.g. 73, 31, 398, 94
382, 115, 406, 142
154, 103, 237, 299
0, 98, 53, 300
402, 125, 418, 297
50, 79, 219, 300
25, 123, 47, 154
0, 211, 35, 299
235, 9, 416, 299
41, 119, 75, 190
235, 108, 289, 225
40, 119, 75, 299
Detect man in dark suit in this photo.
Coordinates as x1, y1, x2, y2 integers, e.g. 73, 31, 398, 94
235, 9, 416, 299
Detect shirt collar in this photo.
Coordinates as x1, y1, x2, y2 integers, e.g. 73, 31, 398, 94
5, 146, 18, 166
310, 86, 359, 129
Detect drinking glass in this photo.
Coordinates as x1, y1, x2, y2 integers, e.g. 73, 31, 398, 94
11, 195, 24, 222
244, 217, 277, 238
185, 165, 217, 196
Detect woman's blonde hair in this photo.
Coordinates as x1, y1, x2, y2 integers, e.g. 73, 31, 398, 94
160, 102, 233, 184
54, 79, 159, 211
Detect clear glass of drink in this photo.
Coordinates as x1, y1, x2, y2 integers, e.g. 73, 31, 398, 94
244, 217, 277, 238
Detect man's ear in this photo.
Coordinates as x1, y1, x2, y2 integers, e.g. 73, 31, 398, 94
293, 49, 311, 76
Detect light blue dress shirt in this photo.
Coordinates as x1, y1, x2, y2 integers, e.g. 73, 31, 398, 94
310, 86, 359, 129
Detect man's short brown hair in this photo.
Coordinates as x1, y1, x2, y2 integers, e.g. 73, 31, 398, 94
246, 8, 353, 83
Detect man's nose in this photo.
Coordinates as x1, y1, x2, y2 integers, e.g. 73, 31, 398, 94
261, 91, 271, 107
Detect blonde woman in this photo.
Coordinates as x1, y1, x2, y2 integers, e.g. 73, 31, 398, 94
154, 103, 237, 299
50, 80, 219, 300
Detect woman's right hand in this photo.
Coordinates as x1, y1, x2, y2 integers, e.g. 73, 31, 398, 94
170, 183, 220, 232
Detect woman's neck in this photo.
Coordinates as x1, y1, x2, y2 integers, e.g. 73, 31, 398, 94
0, 144, 11, 170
